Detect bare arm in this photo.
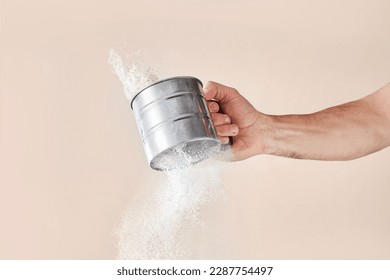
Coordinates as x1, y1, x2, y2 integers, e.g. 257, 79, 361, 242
204, 82, 390, 161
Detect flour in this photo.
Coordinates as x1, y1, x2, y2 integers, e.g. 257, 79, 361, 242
150, 140, 221, 171
108, 49, 158, 102
109, 49, 228, 259
116, 157, 225, 259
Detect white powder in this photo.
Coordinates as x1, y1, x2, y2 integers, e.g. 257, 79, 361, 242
151, 140, 222, 171
108, 49, 158, 102
109, 50, 229, 259
116, 157, 225, 259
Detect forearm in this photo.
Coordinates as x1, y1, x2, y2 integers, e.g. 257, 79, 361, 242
258, 85, 390, 160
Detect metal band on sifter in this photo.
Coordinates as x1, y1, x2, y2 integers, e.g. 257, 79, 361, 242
130, 76, 221, 170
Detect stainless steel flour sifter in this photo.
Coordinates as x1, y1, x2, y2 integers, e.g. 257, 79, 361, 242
131, 76, 221, 170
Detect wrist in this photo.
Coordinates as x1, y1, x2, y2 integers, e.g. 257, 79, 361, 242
253, 111, 276, 156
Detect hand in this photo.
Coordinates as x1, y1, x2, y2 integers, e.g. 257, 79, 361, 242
204, 81, 390, 161
203, 81, 266, 161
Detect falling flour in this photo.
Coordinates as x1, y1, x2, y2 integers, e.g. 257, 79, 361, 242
109, 49, 227, 259
116, 158, 225, 259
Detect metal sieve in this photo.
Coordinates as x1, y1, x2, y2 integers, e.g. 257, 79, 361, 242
131, 76, 221, 170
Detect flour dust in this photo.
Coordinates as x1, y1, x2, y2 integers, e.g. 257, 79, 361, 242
109, 49, 227, 259
116, 159, 225, 259
108, 49, 158, 102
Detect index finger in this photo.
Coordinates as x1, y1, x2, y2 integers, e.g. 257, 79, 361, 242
203, 81, 239, 104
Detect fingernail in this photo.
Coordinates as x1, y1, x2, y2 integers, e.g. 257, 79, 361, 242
232, 126, 239, 135
225, 116, 230, 123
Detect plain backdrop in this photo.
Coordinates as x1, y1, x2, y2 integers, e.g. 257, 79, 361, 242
1, 0, 390, 259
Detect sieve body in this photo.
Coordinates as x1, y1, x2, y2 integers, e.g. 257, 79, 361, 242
131, 76, 220, 170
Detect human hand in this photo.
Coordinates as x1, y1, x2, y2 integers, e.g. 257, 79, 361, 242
205, 81, 390, 162
204, 81, 266, 161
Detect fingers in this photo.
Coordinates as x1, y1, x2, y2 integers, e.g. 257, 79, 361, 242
204, 83, 240, 143
216, 124, 239, 137
210, 112, 237, 143
219, 136, 230, 144
211, 112, 230, 126
207, 101, 219, 113
203, 81, 240, 103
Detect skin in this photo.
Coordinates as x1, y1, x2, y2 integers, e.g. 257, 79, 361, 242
204, 82, 390, 161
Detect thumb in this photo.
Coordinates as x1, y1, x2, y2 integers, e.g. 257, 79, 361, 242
203, 81, 239, 103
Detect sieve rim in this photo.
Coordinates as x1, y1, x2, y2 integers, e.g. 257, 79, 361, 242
130, 76, 203, 109
149, 137, 220, 171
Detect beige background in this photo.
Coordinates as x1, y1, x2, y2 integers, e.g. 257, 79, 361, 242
1, 0, 390, 259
